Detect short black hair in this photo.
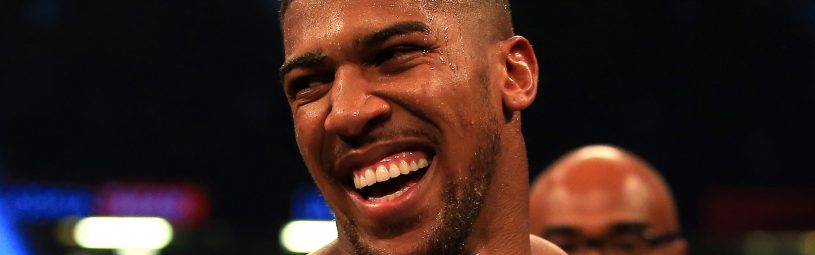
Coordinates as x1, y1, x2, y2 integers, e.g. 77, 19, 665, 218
278, 0, 514, 40
278, 0, 294, 17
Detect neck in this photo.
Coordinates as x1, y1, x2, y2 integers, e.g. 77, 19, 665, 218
466, 121, 531, 254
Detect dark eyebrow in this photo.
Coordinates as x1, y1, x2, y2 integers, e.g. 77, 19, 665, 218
279, 22, 428, 78
279, 52, 327, 78
541, 226, 582, 237
358, 21, 430, 49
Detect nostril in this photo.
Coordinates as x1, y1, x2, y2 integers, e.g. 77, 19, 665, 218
324, 95, 391, 137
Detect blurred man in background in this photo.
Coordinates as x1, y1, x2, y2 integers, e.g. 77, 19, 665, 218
279, 0, 563, 254
530, 145, 687, 255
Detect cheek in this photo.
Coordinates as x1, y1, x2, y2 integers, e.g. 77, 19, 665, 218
292, 104, 329, 162
399, 67, 473, 109
432, 78, 493, 129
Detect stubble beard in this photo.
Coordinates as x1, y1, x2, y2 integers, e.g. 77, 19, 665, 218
338, 121, 501, 255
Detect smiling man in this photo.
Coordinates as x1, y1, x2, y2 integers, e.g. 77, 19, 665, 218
279, 1, 563, 254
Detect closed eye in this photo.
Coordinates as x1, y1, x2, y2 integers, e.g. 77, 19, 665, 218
376, 44, 426, 65
286, 75, 332, 102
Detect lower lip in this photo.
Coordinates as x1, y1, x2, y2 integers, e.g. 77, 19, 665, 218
348, 160, 435, 223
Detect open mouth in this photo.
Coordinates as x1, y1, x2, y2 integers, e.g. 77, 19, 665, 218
350, 152, 432, 202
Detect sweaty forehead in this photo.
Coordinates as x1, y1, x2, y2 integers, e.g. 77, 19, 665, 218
538, 174, 652, 234
547, 174, 651, 213
282, 0, 442, 55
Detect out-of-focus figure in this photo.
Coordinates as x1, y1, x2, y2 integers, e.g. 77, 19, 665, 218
530, 145, 687, 255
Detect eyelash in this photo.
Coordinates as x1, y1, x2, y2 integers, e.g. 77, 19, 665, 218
287, 76, 330, 100
376, 44, 425, 65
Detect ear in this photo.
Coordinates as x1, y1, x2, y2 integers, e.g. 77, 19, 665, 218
500, 36, 539, 111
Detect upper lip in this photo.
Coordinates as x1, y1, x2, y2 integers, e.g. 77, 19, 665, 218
334, 138, 435, 182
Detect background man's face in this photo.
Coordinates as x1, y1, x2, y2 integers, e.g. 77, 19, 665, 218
281, 0, 506, 253
533, 173, 681, 255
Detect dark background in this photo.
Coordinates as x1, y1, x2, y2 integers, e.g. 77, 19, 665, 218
3, 0, 814, 254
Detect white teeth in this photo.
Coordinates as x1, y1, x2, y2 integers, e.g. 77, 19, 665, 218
418, 158, 429, 168
365, 169, 376, 186
368, 183, 416, 202
399, 160, 411, 174
388, 164, 400, 178
369, 193, 394, 202
375, 166, 389, 182
358, 174, 367, 189
352, 157, 432, 190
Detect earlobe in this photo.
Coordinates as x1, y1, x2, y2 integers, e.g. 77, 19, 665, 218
500, 36, 539, 112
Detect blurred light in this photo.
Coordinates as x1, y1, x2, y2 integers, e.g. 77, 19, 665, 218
291, 186, 333, 220
73, 217, 173, 250
743, 231, 778, 255
280, 220, 337, 253
97, 182, 209, 227
115, 249, 159, 255
0, 196, 28, 255
0, 184, 92, 222
801, 231, 815, 255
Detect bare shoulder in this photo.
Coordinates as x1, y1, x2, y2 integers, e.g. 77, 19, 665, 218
530, 234, 566, 255
308, 239, 339, 255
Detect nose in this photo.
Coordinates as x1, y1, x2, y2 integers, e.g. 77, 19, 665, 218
323, 67, 391, 137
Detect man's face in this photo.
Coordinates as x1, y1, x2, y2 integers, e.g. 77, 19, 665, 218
533, 179, 681, 255
281, 1, 506, 253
